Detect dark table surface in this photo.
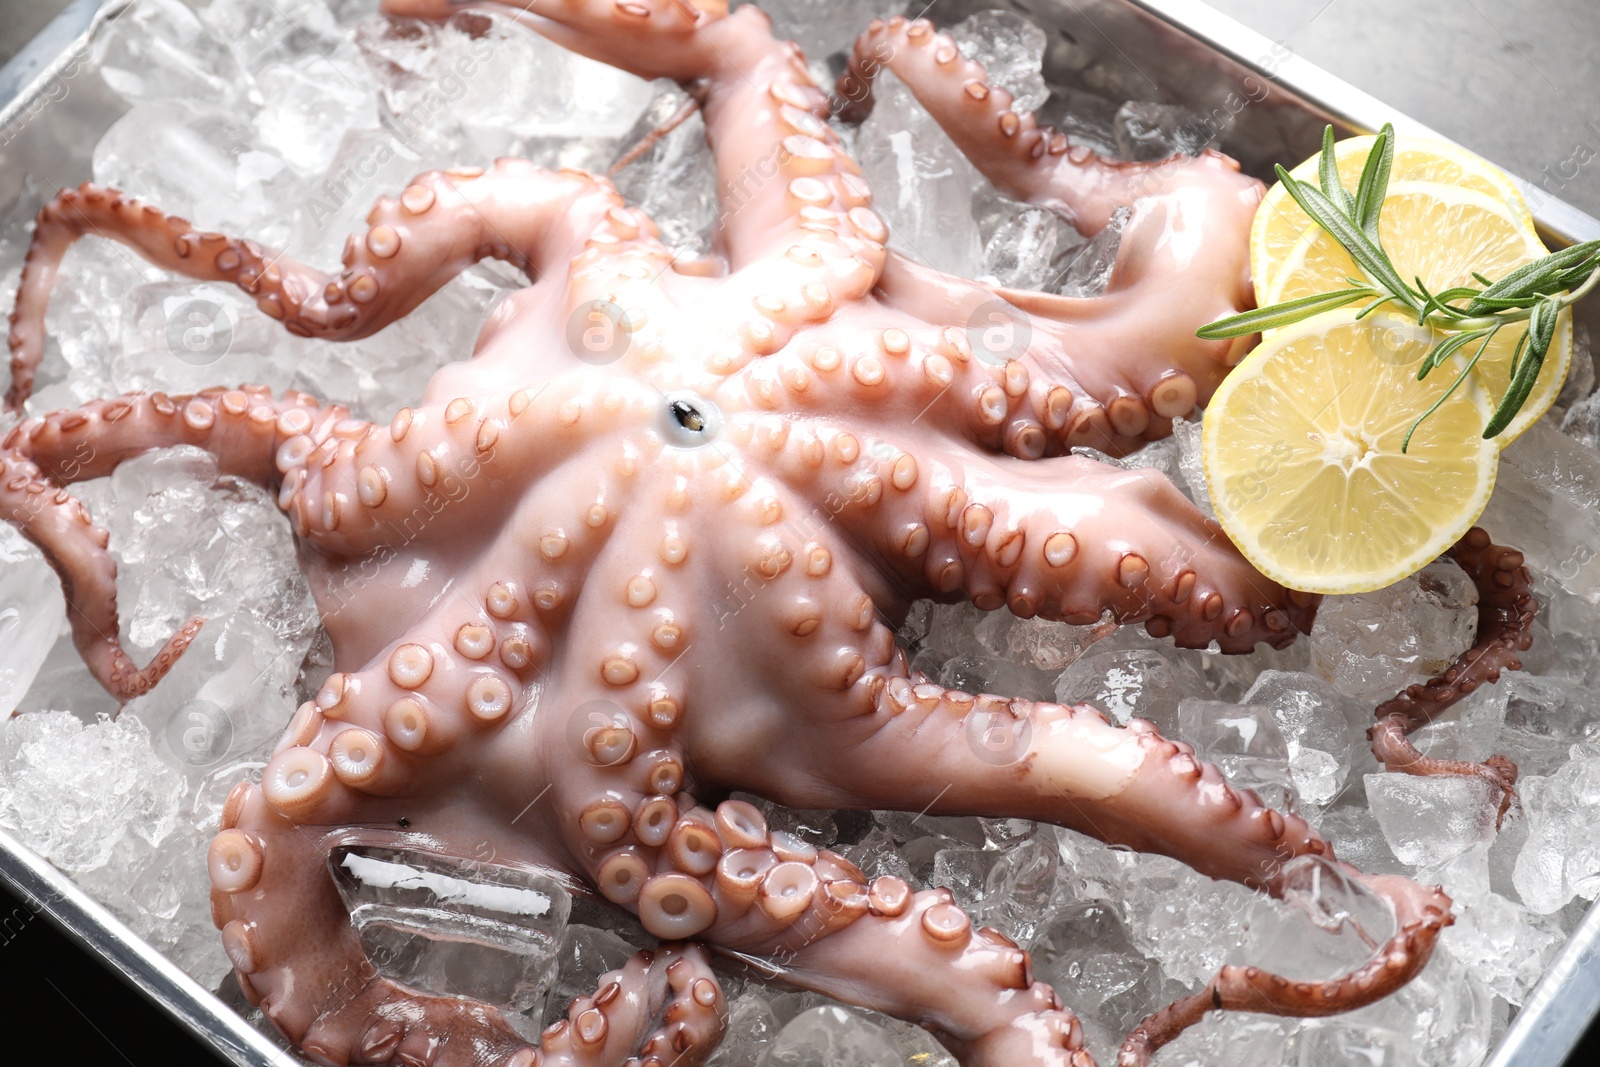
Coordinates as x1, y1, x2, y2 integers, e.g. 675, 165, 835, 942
1, 0, 1598, 1064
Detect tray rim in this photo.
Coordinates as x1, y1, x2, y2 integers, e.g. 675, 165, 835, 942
0, 2, 1596, 1066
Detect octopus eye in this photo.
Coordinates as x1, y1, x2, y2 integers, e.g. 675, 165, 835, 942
661, 391, 722, 447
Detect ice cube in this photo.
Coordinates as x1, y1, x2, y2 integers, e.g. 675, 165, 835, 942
94, 100, 302, 241
288, 127, 426, 265
331, 846, 571, 1014
856, 72, 983, 277
204, 0, 359, 78
949, 11, 1049, 113
115, 280, 298, 400
611, 83, 717, 260
92, 0, 254, 109
0, 528, 65, 716
1238, 856, 1396, 980
1365, 773, 1498, 869
978, 832, 1059, 944
1176, 698, 1295, 809
1053, 206, 1127, 297
1442, 889, 1564, 1004
1513, 745, 1600, 913
254, 57, 379, 175
1054, 630, 1212, 734
1485, 673, 1600, 777
1308, 558, 1479, 701
1112, 101, 1217, 161
1242, 671, 1372, 808
1030, 900, 1159, 1053
0, 711, 182, 872
753, 0, 905, 62
1170, 415, 1214, 516
1123, 853, 1253, 985
1479, 419, 1600, 601
978, 204, 1083, 292
706, 992, 780, 1066
766, 1005, 902, 1067
542, 923, 635, 1028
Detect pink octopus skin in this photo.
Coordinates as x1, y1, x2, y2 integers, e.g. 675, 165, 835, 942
0, 2, 1538, 1064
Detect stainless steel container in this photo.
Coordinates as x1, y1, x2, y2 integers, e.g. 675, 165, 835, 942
1, 2, 1596, 1065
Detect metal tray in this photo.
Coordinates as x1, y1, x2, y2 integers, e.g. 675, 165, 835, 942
1, 2, 1597, 1065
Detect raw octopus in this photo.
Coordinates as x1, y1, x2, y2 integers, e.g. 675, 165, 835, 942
0, 1, 1537, 1064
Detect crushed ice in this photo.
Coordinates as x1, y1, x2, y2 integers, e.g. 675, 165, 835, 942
0, 0, 1596, 1062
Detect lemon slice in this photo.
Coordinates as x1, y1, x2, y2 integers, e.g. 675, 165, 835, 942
1251, 134, 1534, 301
1203, 309, 1498, 595
1268, 180, 1571, 445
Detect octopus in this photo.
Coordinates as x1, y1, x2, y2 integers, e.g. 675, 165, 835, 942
0, 1, 1540, 1065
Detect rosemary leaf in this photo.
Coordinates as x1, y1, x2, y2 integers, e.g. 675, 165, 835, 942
1417, 326, 1492, 381
1196, 287, 1376, 339
1353, 123, 1395, 240
1275, 168, 1416, 303
1319, 126, 1355, 217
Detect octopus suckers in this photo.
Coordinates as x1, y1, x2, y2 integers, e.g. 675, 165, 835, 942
356, 465, 387, 507
1044, 531, 1078, 568
330, 728, 385, 785
466, 675, 513, 721
601, 655, 641, 687
626, 574, 657, 607
379, 697, 428, 752
388, 643, 434, 689
540, 532, 570, 560
207, 830, 263, 894
455, 624, 494, 659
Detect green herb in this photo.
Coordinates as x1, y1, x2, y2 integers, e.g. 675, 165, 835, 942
1198, 123, 1600, 449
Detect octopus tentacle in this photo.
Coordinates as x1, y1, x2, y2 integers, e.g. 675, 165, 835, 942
1116, 873, 1451, 1066
2, 386, 336, 489
0, 449, 199, 701
770, 437, 1313, 652
0, 388, 348, 701
540, 944, 726, 1067
6, 165, 637, 411
1369, 527, 1537, 824
761, 885, 1096, 1067
834, 16, 1261, 438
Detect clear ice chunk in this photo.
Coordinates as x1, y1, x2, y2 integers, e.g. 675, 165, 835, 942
1176, 697, 1295, 809
765, 1005, 901, 1067
978, 204, 1083, 292
254, 57, 379, 176
1054, 630, 1211, 733
93, 99, 302, 241
1241, 671, 1371, 808
611, 83, 718, 260
751, 0, 904, 62
1365, 773, 1498, 869
856, 72, 984, 277
1308, 558, 1479, 701
1480, 419, 1600, 601
1171, 415, 1215, 516
1442, 888, 1565, 1004
1112, 101, 1216, 161
0, 711, 182, 872
1514, 744, 1600, 913
331, 847, 572, 1012
1053, 206, 1128, 298
950, 11, 1049, 113
0, 528, 65, 716
92, 0, 254, 110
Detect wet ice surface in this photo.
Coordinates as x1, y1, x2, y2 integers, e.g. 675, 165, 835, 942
0, 0, 1597, 1063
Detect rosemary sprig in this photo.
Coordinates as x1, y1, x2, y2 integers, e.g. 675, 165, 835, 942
1199, 123, 1600, 449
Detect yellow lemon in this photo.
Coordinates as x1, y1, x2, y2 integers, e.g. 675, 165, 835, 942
1269, 180, 1570, 445
1203, 309, 1499, 594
